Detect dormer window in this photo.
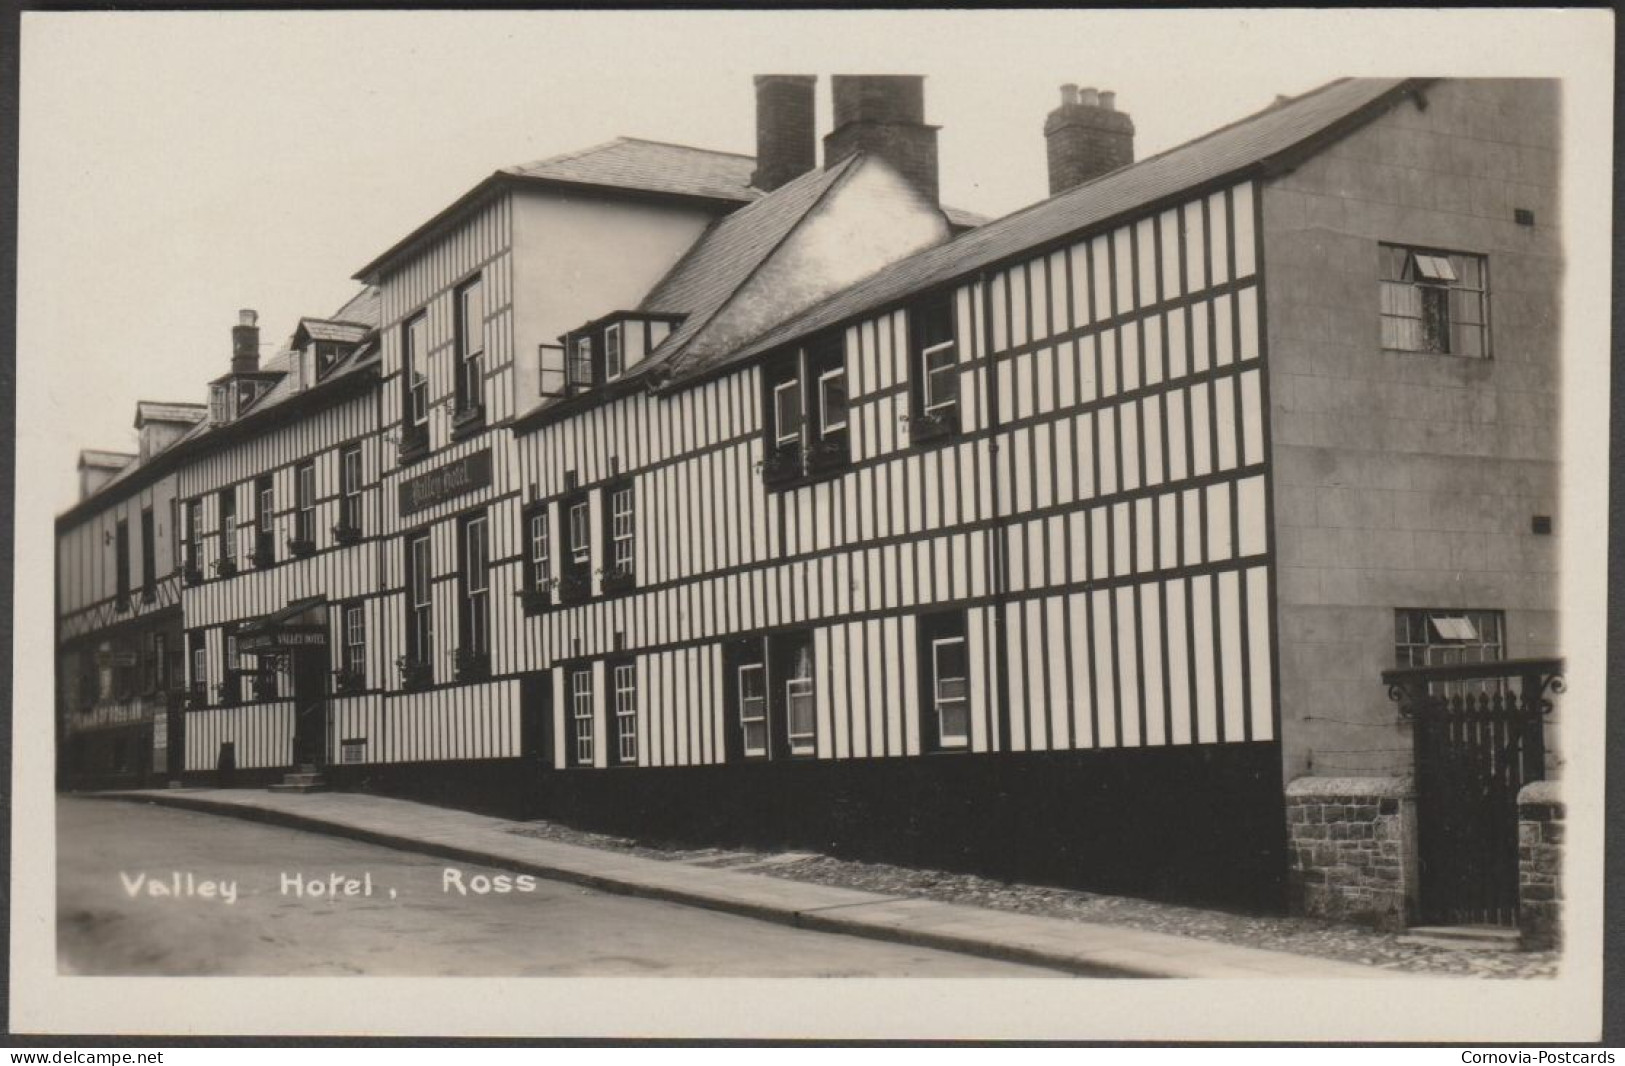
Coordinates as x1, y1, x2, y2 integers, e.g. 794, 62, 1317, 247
316, 342, 348, 378
569, 335, 594, 391
208, 385, 228, 424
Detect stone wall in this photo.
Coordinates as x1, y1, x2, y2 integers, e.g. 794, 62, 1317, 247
1518, 779, 1563, 949
1286, 775, 1416, 930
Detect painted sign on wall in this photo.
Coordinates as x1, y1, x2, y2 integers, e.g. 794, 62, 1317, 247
399, 448, 493, 517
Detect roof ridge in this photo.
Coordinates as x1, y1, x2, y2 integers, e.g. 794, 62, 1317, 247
614, 135, 755, 160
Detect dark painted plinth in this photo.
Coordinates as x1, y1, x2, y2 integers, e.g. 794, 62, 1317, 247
328, 743, 1288, 914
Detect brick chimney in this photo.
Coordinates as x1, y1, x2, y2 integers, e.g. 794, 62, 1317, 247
752, 75, 817, 192
231, 309, 260, 374
823, 75, 940, 205
1045, 84, 1135, 196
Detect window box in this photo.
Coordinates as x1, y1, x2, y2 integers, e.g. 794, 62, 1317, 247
805, 435, 850, 475
396, 655, 433, 692
397, 422, 429, 463
906, 409, 958, 444
516, 586, 553, 616
214, 678, 240, 707
451, 402, 486, 440
454, 647, 491, 683
181, 564, 204, 587
248, 548, 275, 570
212, 558, 238, 579
331, 667, 366, 696
557, 570, 592, 605
601, 566, 636, 597
760, 440, 804, 487
331, 522, 363, 547
248, 673, 277, 703
184, 689, 208, 711
286, 537, 316, 558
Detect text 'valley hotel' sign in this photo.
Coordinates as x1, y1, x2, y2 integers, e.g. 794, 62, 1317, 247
399, 448, 493, 517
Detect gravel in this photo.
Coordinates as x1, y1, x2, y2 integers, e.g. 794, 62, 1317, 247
507, 820, 1560, 978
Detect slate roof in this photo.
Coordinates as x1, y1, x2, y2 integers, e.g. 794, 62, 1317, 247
630, 155, 863, 372
506, 137, 759, 203
296, 318, 372, 345
133, 401, 207, 427
702, 77, 1416, 380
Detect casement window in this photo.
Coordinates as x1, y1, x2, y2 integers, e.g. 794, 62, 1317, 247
403, 313, 429, 426
208, 385, 228, 425
1395, 608, 1507, 698
908, 294, 960, 441
528, 509, 551, 589
455, 276, 485, 416
459, 512, 490, 660
406, 531, 433, 667
139, 507, 156, 599
736, 661, 768, 758
569, 500, 591, 565
294, 461, 316, 545
604, 323, 624, 381
607, 483, 635, 579
919, 611, 970, 751
569, 335, 594, 391
339, 444, 363, 531
612, 660, 638, 764
762, 333, 848, 485
183, 499, 203, 572
344, 603, 366, 680
783, 637, 816, 756
570, 667, 595, 767
254, 475, 275, 564
114, 518, 131, 609
188, 632, 207, 699
772, 376, 803, 447
1380, 244, 1489, 358
218, 488, 236, 562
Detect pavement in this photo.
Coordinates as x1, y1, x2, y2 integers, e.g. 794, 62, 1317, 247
92, 787, 1395, 979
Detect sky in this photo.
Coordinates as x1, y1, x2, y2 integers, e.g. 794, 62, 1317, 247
15, 9, 1609, 514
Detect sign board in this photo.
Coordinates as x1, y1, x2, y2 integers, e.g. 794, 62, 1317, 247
238, 625, 328, 654
399, 448, 493, 517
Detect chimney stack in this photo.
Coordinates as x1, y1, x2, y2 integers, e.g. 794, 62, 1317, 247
823, 75, 940, 206
1045, 84, 1135, 196
752, 75, 818, 192
232, 309, 260, 374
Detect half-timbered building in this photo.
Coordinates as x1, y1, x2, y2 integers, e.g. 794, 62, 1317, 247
58, 75, 1561, 921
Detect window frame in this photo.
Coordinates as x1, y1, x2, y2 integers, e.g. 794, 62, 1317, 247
339, 444, 363, 532
774, 630, 817, 758
817, 366, 848, 436
405, 530, 434, 668
570, 666, 595, 767
114, 517, 131, 608
403, 311, 430, 427
527, 507, 552, 592
139, 506, 156, 598
344, 602, 366, 682
908, 293, 962, 441
1378, 243, 1491, 360
254, 475, 275, 565
294, 460, 316, 545
772, 377, 803, 448
604, 322, 624, 381
736, 660, 769, 759
918, 610, 971, 752
183, 498, 203, 572
611, 659, 638, 765
454, 275, 486, 415
607, 482, 635, 579
568, 500, 591, 565
458, 511, 490, 661
218, 487, 236, 562
1394, 607, 1507, 696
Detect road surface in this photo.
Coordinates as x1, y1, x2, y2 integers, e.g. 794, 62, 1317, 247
57, 795, 1056, 977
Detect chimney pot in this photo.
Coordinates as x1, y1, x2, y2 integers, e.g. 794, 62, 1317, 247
823, 74, 940, 206
1099, 90, 1116, 112
239, 309, 258, 327
752, 75, 818, 192
1078, 87, 1100, 108
1060, 83, 1079, 107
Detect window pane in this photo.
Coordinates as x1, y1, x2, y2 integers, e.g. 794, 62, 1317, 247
774, 380, 802, 442
939, 700, 969, 743
820, 369, 847, 433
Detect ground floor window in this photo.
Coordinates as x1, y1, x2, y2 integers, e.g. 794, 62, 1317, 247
779, 632, 816, 756
570, 667, 595, 767
737, 661, 768, 758
612, 661, 637, 764
919, 611, 970, 751
1394, 608, 1506, 695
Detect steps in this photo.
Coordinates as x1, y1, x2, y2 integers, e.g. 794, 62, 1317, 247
269, 765, 329, 793
1397, 925, 1524, 952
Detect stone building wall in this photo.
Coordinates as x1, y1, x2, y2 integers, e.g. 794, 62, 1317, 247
1518, 779, 1563, 949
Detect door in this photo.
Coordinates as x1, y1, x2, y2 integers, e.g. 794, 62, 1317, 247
291, 647, 331, 767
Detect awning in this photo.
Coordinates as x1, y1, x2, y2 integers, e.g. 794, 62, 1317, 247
237, 596, 328, 654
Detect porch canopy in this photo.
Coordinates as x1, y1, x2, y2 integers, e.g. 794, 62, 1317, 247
236, 596, 328, 656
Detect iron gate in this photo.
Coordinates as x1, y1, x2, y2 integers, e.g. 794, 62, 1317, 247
1383, 658, 1564, 927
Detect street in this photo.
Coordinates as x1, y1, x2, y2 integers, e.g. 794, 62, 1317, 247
56, 796, 1056, 977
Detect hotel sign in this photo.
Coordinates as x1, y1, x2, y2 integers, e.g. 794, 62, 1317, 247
239, 625, 328, 654
399, 448, 493, 517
